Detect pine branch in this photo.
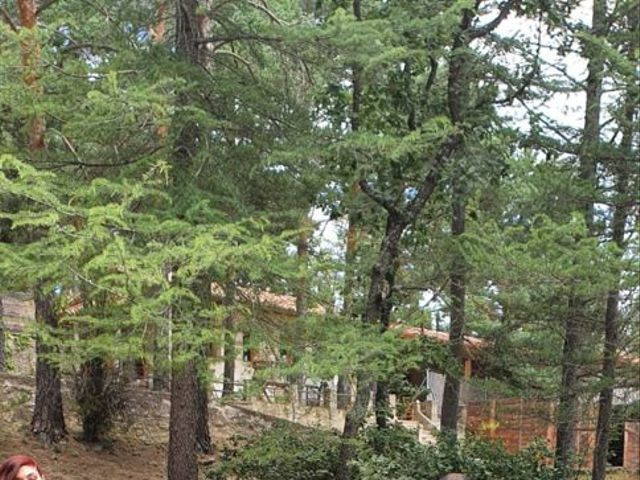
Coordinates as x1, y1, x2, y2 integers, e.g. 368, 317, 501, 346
0, 6, 19, 32
405, 133, 462, 221
423, 56, 438, 99
247, 0, 287, 25
469, 0, 518, 39
358, 179, 403, 218
196, 33, 282, 45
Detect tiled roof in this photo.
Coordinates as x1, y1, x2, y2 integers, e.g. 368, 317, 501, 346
395, 325, 485, 358
211, 283, 325, 315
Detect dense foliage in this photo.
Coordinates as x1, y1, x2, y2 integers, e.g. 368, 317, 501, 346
0, 0, 637, 478
208, 423, 569, 480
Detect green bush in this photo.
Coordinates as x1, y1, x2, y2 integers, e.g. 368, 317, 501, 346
357, 429, 569, 480
207, 421, 341, 480
208, 422, 569, 480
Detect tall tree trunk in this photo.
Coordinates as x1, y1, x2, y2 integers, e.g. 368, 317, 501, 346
556, 0, 606, 468
31, 288, 66, 444
591, 182, 628, 479
167, 2, 208, 477
336, 212, 406, 480
195, 377, 212, 454
334, 1, 365, 474
17, 0, 45, 150
591, 51, 635, 480
78, 357, 108, 443
555, 299, 582, 469
374, 260, 396, 430
19, 0, 67, 444
194, 276, 213, 455
335, 373, 373, 480
168, 359, 199, 480
439, 7, 471, 438
440, 199, 466, 436
338, 184, 361, 410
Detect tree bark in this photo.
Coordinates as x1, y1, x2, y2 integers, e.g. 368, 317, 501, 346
78, 357, 107, 443
167, 2, 209, 477
335, 373, 373, 480
591, 201, 626, 480
195, 377, 212, 454
374, 257, 396, 430
168, 359, 199, 480
19, 1, 65, 441
17, 0, 45, 150
556, 0, 606, 468
555, 299, 582, 470
439, 6, 472, 438
31, 287, 66, 444
440, 199, 466, 436
591, 45, 635, 480
194, 276, 213, 455
336, 211, 406, 478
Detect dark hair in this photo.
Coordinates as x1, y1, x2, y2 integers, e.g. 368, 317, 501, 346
0, 455, 44, 480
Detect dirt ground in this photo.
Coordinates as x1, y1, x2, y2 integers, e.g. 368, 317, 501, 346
0, 426, 167, 480
0, 373, 266, 480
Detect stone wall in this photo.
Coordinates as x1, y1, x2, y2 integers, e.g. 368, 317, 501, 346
1, 294, 37, 375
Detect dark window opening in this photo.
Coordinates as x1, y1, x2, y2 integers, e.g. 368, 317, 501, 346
607, 422, 625, 467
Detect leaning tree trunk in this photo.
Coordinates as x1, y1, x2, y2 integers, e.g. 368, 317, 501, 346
31, 288, 66, 444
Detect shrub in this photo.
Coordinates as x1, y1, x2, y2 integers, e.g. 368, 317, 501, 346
208, 422, 569, 480
356, 429, 569, 480
207, 421, 341, 480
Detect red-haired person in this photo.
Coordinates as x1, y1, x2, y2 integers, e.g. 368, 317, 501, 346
0, 455, 46, 480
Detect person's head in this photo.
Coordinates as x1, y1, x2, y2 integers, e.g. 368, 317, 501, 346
0, 455, 45, 480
